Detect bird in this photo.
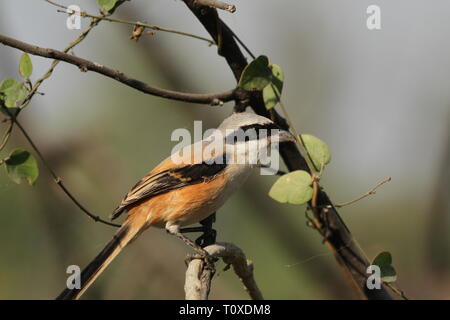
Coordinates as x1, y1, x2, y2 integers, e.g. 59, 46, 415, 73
56, 112, 295, 300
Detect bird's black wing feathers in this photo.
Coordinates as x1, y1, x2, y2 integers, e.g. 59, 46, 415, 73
111, 160, 227, 220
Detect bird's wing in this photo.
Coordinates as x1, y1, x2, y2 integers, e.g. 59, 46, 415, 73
111, 155, 227, 220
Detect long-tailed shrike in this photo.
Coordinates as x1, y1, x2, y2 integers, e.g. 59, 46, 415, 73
57, 112, 295, 300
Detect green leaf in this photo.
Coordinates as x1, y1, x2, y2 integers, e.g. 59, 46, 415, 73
263, 64, 284, 110
97, 0, 117, 11
19, 53, 33, 78
0, 78, 28, 108
269, 170, 313, 205
301, 134, 331, 171
4, 149, 39, 185
372, 251, 397, 283
238, 55, 272, 91
0, 78, 17, 91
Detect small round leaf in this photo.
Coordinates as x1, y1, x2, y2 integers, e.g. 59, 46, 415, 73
269, 170, 313, 205
19, 53, 33, 78
372, 251, 397, 283
301, 134, 331, 170
0, 78, 16, 92
97, 0, 117, 11
4, 149, 39, 185
0, 78, 28, 108
238, 55, 272, 91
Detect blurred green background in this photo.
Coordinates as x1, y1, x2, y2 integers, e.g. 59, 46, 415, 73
0, 0, 449, 299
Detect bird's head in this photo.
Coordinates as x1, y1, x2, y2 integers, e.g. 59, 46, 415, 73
213, 112, 296, 166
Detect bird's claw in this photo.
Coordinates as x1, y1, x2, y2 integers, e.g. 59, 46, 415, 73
184, 251, 218, 270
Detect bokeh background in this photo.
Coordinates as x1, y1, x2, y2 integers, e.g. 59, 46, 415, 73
0, 0, 449, 299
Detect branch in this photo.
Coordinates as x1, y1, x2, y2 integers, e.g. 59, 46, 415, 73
195, 0, 236, 13
185, 258, 214, 300
182, 0, 393, 299
184, 242, 263, 300
0, 33, 236, 105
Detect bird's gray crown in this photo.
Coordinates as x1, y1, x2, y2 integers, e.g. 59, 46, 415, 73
217, 112, 274, 132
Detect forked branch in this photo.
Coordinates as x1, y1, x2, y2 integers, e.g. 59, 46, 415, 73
185, 242, 263, 300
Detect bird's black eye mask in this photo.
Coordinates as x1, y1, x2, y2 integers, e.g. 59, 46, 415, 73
224, 122, 283, 145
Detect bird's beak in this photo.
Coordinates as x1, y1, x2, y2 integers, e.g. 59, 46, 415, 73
278, 130, 297, 143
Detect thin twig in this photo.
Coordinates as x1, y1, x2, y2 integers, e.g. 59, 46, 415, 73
19, 9, 105, 110
222, 22, 256, 59
11, 116, 120, 228
0, 34, 236, 105
45, 0, 215, 45
335, 177, 392, 208
20, 0, 131, 110
0, 120, 13, 152
18, 0, 131, 110
195, 0, 236, 13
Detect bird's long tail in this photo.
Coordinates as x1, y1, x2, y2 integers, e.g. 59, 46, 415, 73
56, 218, 143, 300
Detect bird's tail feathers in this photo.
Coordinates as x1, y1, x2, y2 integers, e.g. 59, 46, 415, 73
56, 218, 142, 300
